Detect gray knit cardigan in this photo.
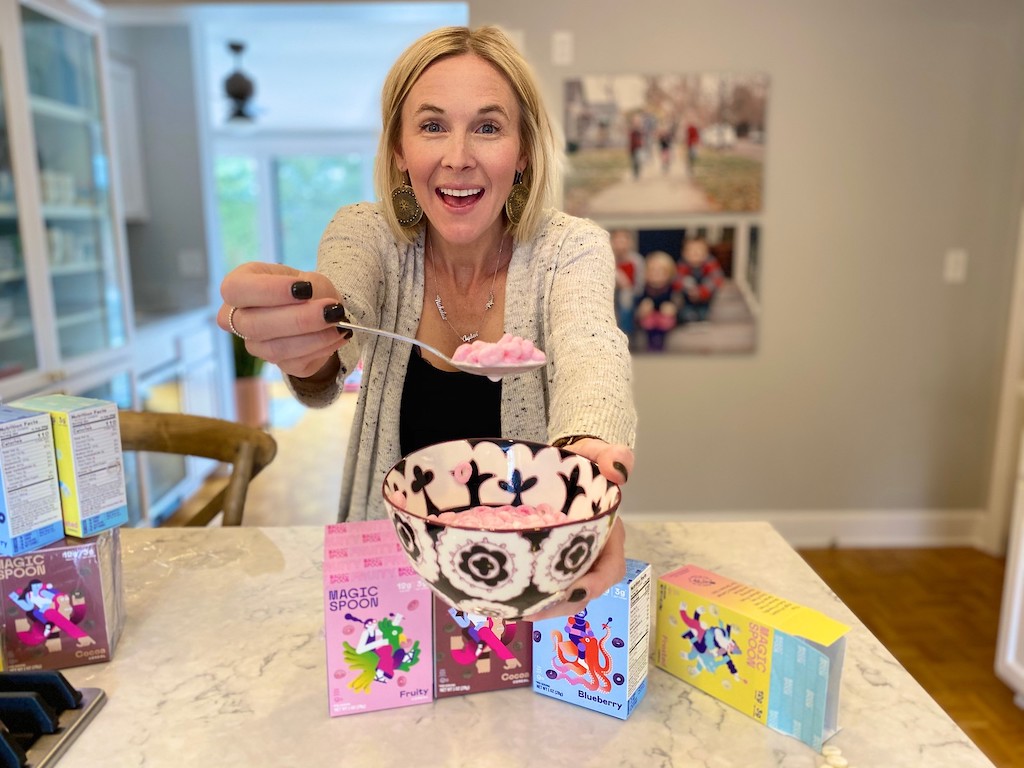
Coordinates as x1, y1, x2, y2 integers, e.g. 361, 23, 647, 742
289, 202, 637, 522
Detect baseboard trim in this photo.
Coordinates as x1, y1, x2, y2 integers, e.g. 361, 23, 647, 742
621, 508, 988, 549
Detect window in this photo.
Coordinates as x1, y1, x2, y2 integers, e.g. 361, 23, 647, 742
203, 3, 469, 274
274, 154, 364, 273
215, 156, 260, 274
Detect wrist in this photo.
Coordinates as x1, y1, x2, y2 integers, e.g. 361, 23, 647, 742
293, 354, 342, 388
552, 434, 601, 449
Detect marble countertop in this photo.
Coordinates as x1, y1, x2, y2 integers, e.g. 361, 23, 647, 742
60, 522, 994, 767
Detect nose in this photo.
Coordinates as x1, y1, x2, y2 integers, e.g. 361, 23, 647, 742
442, 133, 475, 170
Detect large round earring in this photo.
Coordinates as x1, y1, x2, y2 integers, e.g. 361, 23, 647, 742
505, 170, 529, 226
391, 178, 423, 227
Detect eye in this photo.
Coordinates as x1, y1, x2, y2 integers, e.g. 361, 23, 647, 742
477, 122, 500, 135
421, 121, 443, 133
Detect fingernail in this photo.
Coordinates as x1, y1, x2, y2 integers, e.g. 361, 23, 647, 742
291, 281, 313, 300
568, 588, 588, 603
337, 327, 352, 339
613, 461, 629, 482
323, 303, 348, 324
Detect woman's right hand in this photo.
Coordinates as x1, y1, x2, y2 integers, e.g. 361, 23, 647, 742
217, 262, 352, 379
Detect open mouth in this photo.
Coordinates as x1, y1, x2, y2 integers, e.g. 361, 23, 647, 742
438, 187, 484, 208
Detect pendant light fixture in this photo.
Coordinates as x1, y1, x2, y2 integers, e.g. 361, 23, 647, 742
224, 41, 255, 122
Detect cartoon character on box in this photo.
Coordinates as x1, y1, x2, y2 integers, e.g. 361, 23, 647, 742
7, 579, 96, 649
448, 608, 522, 672
342, 611, 422, 692
546, 608, 615, 692
679, 602, 747, 684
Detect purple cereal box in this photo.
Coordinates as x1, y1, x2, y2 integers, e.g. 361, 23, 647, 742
1, 528, 123, 671
323, 522, 433, 716
433, 594, 532, 697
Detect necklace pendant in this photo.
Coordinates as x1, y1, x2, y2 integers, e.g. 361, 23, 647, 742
434, 295, 447, 321
484, 291, 494, 311
461, 332, 479, 343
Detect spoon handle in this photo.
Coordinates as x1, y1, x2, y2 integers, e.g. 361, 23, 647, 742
334, 320, 452, 364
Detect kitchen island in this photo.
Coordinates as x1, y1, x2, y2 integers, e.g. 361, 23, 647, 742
61, 522, 995, 767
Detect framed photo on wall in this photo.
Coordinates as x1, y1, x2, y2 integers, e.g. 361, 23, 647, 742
606, 221, 762, 356
564, 73, 769, 221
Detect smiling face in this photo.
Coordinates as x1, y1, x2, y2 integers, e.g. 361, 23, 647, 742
395, 53, 526, 250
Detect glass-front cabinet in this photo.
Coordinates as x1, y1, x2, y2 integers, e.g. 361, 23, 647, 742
0, 34, 38, 378
0, 0, 131, 399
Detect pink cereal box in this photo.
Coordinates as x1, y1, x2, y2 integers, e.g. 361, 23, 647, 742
323, 522, 433, 716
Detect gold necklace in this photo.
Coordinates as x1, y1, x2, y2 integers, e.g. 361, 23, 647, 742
428, 235, 504, 343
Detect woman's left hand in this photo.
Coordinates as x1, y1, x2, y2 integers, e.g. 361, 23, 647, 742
523, 437, 634, 622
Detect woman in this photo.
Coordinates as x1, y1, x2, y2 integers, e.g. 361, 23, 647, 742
218, 26, 636, 618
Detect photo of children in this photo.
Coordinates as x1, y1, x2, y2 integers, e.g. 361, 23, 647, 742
564, 73, 769, 220
608, 223, 761, 355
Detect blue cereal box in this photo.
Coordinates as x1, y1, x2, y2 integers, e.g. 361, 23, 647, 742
0, 406, 64, 555
9, 396, 128, 538
531, 559, 652, 719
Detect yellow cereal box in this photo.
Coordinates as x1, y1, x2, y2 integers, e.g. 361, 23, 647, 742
655, 564, 849, 750
9, 396, 127, 538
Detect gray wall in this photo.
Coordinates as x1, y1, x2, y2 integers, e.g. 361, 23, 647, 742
106, 24, 209, 316
100, 1, 1024, 525
466, 0, 1024, 516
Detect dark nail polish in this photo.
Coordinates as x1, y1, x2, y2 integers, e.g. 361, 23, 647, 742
568, 588, 588, 603
323, 303, 348, 324
337, 327, 352, 339
613, 461, 629, 482
291, 281, 313, 300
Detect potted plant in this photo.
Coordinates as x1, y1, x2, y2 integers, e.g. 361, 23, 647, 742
233, 334, 269, 428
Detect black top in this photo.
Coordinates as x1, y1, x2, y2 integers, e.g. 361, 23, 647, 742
399, 348, 502, 455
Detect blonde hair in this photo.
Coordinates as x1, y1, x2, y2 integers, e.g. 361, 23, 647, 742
645, 250, 677, 280
374, 25, 559, 243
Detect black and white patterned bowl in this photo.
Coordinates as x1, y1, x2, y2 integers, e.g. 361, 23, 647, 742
381, 438, 621, 620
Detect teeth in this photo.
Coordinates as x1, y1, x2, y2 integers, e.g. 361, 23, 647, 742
440, 188, 481, 197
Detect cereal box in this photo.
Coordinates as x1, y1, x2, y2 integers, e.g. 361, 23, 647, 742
323, 521, 433, 716
9, 395, 127, 537
654, 564, 849, 750
0, 528, 124, 671
0, 406, 64, 555
531, 559, 651, 719
433, 594, 532, 697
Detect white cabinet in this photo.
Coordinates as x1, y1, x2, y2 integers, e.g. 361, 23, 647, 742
107, 56, 147, 221
996, 433, 1024, 708
0, 0, 237, 528
0, 0, 133, 400
995, 207, 1024, 707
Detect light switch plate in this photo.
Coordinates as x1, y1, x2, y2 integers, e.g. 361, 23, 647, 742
552, 31, 573, 66
943, 248, 968, 284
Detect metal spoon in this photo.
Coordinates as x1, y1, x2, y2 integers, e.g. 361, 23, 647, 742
334, 320, 545, 381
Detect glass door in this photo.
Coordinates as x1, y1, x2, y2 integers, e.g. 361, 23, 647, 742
0, 51, 38, 379
21, 5, 126, 361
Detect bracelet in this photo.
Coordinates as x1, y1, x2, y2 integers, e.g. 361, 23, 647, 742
552, 434, 600, 448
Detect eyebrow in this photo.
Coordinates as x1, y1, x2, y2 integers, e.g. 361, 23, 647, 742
413, 103, 511, 120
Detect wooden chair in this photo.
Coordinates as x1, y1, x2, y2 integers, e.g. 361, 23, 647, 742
118, 410, 278, 526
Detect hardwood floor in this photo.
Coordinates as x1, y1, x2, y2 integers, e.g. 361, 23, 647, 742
799, 547, 1024, 767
